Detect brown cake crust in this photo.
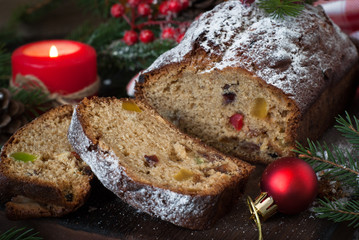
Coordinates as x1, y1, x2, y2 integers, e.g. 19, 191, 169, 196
0, 105, 93, 219
68, 97, 254, 229
135, 1, 359, 164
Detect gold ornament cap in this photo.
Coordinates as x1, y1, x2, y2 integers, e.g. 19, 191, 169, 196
248, 192, 278, 221
247, 192, 278, 240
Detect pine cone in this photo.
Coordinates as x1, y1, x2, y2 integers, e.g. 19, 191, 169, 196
0, 88, 28, 144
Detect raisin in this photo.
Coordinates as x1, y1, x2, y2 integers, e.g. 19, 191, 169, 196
222, 84, 230, 90
269, 153, 279, 158
214, 164, 230, 174
65, 193, 74, 202
144, 155, 159, 167
222, 92, 236, 104
71, 152, 81, 160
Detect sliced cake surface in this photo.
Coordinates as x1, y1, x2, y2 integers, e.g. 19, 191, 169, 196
68, 97, 254, 229
136, 1, 359, 163
0, 105, 93, 219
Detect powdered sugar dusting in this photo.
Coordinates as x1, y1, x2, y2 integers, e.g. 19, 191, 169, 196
68, 107, 219, 229
144, 1, 358, 111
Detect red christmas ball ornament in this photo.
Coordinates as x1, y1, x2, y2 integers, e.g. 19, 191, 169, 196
123, 30, 138, 45
161, 27, 176, 39
139, 29, 155, 43
168, 0, 182, 13
137, 3, 151, 16
248, 157, 318, 226
260, 157, 318, 214
111, 3, 125, 18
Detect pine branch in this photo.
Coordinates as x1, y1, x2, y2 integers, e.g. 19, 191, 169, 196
315, 198, 359, 228
335, 112, 359, 149
257, 0, 305, 19
82, 19, 129, 51
0, 227, 42, 240
295, 140, 359, 187
103, 38, 176, 71
10, 88, 52, 119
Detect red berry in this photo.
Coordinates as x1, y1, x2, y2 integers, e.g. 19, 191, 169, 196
229, 113, 244, 131
111, 3, 125, 18
180, 0, 189, 9
240, 0, 255, 6
161, 27, 175, 39
128, 0, 141, 7
176, 32, 185, 43
139, 29, 155, 43
168, 0, 182, 13
137, 3, 151, 16
123, 30, 138, 45
159, 1, 170, 15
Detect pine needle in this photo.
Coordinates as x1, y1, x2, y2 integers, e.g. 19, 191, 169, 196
257, 0, 305, 19
295, 112, 359, 227
0, 227, 42, 240
315, 198, 359, 228
10, 87, 52, 119
104, 39, 176, 71
335, 112, 359, 149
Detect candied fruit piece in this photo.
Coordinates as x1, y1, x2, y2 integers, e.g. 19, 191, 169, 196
122, 101, 142, 112
10, 152, 37, 163
174, 169, 193, 181
229, 113, 244, 131
251, 98, 268, 119
144, 155, 159, 167
195, 157, 204, 164
222, 92, 236, 104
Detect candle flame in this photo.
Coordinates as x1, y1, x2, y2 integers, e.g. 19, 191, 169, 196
49, 45, 58, 58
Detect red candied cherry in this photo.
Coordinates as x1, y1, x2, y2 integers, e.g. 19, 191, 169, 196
168, 0, 182, 13
111, 3, 125, 18
139, 29, 155, 43
128, 0, 141, 7
123, 30, 138, 45
229, 113, 244, 131
161, 27, 176, 39
137, 3, 151, 16
176, 32, 185, 43
159, 1, 170, 15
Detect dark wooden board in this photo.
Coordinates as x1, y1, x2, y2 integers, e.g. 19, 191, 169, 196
0, 88, 358, 240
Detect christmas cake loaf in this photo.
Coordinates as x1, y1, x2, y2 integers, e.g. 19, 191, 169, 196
0, 105, 93, 219
136, 1, 359, 164
68, 97, 254, 229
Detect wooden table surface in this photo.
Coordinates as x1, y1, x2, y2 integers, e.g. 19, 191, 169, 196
0, 89, 358, 240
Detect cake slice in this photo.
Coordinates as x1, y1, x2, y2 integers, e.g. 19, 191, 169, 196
0, 105, 93, 219
135, 1, 359, 164
68, 97, 254, 230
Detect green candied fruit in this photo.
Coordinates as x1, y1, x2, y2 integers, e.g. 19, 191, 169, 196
195, 157, 204, 164
10, 152, 37, 162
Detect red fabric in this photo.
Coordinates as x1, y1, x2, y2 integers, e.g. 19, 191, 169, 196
316, 0, 359, 34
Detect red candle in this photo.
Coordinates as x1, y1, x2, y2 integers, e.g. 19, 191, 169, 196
11, 40, 97, 95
